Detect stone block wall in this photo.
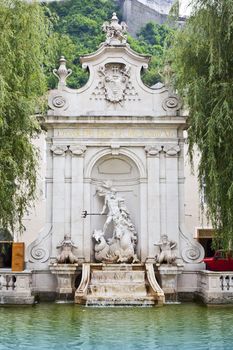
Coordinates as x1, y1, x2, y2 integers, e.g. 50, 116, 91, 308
121, 0, 169, 37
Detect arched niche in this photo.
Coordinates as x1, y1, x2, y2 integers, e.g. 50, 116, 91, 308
90, 154, 141, 259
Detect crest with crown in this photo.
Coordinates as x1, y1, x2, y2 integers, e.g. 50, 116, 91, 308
102, 12, 128, 46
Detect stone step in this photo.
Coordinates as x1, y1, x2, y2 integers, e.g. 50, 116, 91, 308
75, 263, 165, 306
88, 283, 147, 297
85, 297, 155, 306
90, 270, 145, 283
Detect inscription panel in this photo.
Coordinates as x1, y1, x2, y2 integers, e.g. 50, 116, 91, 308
54, 128, 177, 139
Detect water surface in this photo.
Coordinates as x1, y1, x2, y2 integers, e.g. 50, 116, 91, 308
0, 303, 232, 349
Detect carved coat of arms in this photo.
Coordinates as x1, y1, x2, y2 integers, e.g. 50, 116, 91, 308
98, 64, 130, 104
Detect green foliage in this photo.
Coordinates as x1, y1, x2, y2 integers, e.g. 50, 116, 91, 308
0, 0, 54, 232
138, 22, 172, 47
47, 0, 120, 88
169, 0, 233, 248
47, 1, 173, 88
134, 22, 174, 86
0, 0, 175, 234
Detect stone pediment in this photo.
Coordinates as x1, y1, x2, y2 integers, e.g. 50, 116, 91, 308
48, 14, 183, 119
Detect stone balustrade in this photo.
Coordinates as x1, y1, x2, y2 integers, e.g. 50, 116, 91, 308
0, 271, 34, 304
219, 274, 233, 291
0, 273, 17, 291
197, 270, 233, 304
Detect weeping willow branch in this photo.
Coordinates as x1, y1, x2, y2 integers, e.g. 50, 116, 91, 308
0, 0, 54, 233
169, 0, 233, 248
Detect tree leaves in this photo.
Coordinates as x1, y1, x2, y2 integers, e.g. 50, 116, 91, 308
47, 0, 119, 89
0, 0, 54, 233
47, 1, 173, 88
169, 0, 233, 248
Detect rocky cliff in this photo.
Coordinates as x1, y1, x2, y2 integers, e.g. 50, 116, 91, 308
118, 0, 176, 36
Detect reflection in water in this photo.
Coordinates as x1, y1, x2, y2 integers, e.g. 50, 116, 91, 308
0, 304, 232, 349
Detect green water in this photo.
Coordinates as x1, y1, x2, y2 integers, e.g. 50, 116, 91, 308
0, 303, 232, 349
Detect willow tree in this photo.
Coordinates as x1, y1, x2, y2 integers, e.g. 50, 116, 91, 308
170, 0, 233, 248
0, 0, 53, 233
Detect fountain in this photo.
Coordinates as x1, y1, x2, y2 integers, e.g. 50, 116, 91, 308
50, 234, 79, 302
75, 182, 164, 306
25, 12, 206, 306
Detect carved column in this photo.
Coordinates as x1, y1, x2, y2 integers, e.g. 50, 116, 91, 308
51, 145, 67, 258
70, 145, 87, 261
178, 139, 186, 228
140, 179, 148, 262
83, 180, 91, 262
160, 147, 167, 238
64, 148, 72, 236
145, 145, 161, 259
45, 137, 53, 226
164, 144, 180, 244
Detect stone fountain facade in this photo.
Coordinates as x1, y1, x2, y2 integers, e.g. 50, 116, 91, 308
25, 13, 205, 304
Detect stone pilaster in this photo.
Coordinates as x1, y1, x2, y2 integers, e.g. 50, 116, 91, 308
70, 145, 87, 261
164, 145, 180, 244
160, 148, 167, 238
145, 145, 161, 258
140, 179, 148, 261
50, 145, 67, 258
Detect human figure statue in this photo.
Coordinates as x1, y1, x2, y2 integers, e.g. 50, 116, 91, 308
154, 234, 177, 265
98, 183, 121, 234
93, 181, 139, 263
56, 234, 78, 264
102, 13, 128, 45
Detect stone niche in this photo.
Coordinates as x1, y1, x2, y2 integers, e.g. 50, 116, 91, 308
90, 155, 140, 260
26, 13, 204, 297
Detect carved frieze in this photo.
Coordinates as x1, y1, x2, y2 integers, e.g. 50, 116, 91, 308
54, 128, 177, 139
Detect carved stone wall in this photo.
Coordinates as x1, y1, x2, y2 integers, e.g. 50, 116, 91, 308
90, 154, 140, 260
26, 14, 204, 300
